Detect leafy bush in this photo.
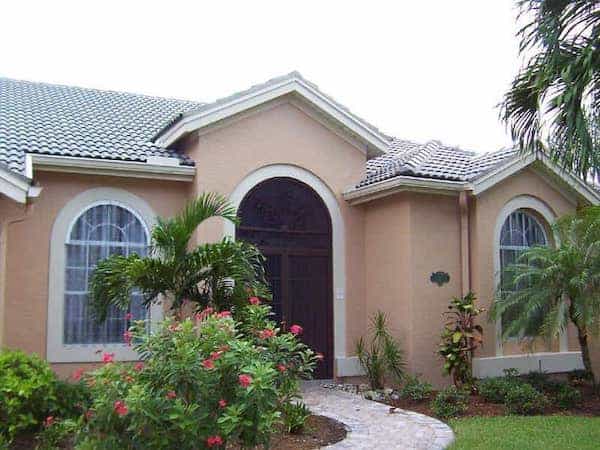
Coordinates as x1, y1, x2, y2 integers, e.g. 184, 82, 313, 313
504, 383, 550, 415
553, 384, 582, 409
52, 379, 91, 420
281, 401, 311, 434
71, 301, 318, 449
0, 349, 58, 442
36, 418, 78, 450
399, 374, 433, 402
523, 371, 562, 394
356, 311, 404, 390
438, 292, 484, 388
477, 376, 522, 403
430, 386, 469, 418
568, 369, 592, 387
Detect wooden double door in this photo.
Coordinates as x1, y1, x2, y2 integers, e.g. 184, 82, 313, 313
236, 177, 333, 379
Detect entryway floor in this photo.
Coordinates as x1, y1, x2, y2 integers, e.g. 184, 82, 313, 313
301, 383, 454, 449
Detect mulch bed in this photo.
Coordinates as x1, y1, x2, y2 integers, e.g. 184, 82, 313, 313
10, 415, 346, 450
381, 385, 600, 418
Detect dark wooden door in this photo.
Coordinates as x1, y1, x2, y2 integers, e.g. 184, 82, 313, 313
237, 177, 333, 379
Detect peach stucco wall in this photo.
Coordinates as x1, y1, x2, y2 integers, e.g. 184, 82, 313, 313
182, 99, 368, 358
1, 173, 189, 377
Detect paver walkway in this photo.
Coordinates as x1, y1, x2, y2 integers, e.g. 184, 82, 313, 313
302, 384, 455, 449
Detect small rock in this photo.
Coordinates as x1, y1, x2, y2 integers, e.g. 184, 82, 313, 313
390, 393, 400, 401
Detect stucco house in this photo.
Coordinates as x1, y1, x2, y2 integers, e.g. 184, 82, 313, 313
1, 72, 598, 386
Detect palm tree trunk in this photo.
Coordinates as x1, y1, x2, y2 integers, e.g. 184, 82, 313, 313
575, 324, 599, 392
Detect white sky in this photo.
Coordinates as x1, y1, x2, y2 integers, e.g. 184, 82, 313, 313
0, 1, 522, 152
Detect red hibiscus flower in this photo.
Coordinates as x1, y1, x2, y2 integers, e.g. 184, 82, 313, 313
216, 310, 231, 318
289, 324, 303, 335
218, 399, 227, 408
44, 416, 55, 427
207, 435, 223, 447
102, 352, 115, 363
258, 329, 275, 339
210, 350, 223, 360
166, 390, 177, 399
202, 359, 215, 370
248, 296, 260, 305
72, 367, 85, 381
113, 400, 128, 416
134, 362, 144, 372
196, 307, 214, 321
277, 364, 287, 373
238, 374, 252, 388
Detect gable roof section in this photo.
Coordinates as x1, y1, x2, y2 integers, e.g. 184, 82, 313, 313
152, 72, 391, 157
0, 77, 203, 178
344, 140, 600, 205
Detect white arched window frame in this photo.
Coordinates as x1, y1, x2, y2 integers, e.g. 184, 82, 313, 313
48, 188, 162, 363
493, 195, 567, 356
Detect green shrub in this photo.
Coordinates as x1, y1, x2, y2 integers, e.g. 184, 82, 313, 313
568, 369, 592, 386
356, 311, 404, 390
477, 376, 522, 403
399, 374, 433, 402
73, 302, 318, 449
523, 371, 563, 393
553, 384, 582, 409
281, 401, 311, 434
430, 386, 469, 419
35, 418, 78, 450
0, 349, 58, 442
504, 383, 550, 415
52, 380, 91, 420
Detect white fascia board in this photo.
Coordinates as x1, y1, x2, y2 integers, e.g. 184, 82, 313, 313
472, 153, 600, 205
343, 175, 470, 205
156, 77, 389, 155
30, 154, 195, 182
0, 165, 30, 203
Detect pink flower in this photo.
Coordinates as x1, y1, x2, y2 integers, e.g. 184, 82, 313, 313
218, 399, 227, 408
238, 374, 252, 388
113, 400, 128, 416
248, 296, 261, 305
195, 307, 214, 321
166, 390, 177, 399
289, 324, 303, 336
207, 435, 223, 447
216, 310, 231, 319
202, 359, 215, 370
277, 364, 287, 373
134, 362, 144, 372
210, 350, 223, 360
258, 329, 275, 339
102, 352, 115, 363
123, 330, 133, 346
44, 416, 55, 427
124, 312, 133, 321
72, 367, 85, 381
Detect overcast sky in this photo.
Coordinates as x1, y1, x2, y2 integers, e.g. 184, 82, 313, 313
1, 1, 522, 153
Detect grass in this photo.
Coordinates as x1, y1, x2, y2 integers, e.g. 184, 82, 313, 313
448, 416, 600, 450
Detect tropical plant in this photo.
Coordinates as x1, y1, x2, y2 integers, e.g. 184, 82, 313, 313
504, 383, 550, 415
356, 311, 405, 390
438, 292, 484, 388
67, 301, 318, 449
281, 401, 311, 434
398, 374, 433, 402
501, 0, 600, 180
89, 193, 270, 320
490, 206, 600, 390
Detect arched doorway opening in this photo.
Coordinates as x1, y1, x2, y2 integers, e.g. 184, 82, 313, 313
237, 177, 333, 378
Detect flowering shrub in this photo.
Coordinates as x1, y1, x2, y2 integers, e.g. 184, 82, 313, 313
70, 301, 318, 449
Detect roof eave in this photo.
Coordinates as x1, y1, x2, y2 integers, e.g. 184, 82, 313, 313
343, 175, 470, 205
154, 74, 389, 156
0, 164, 32, 203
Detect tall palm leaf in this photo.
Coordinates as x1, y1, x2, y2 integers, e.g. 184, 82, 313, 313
501, 0, 600, 180
490, 206, 600, 390
90, 193, 269, 320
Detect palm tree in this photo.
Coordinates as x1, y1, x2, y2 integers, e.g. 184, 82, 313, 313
89, 192, 270, 320
490, 206, 600, 391
501, 1, 600, 180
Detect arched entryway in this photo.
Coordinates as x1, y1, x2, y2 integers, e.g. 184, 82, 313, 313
236, 177, 333, 378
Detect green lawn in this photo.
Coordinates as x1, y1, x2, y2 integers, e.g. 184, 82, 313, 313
448, 416, 600, 450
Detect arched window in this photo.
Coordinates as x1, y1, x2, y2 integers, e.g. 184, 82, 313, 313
498, 209, 548, 335
64, 202, 149, 344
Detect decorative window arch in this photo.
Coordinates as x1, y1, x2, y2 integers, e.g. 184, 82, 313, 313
493, 195, 567, 355
48, 188, 161, 362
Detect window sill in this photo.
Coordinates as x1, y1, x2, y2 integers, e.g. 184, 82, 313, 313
473, 351, 584, 378
47, 344, 140, 363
